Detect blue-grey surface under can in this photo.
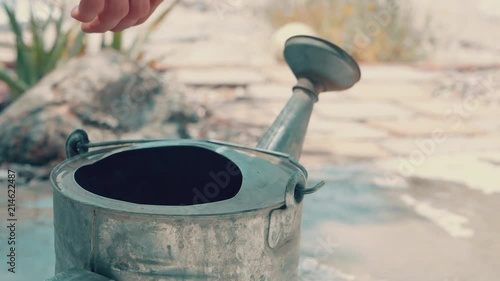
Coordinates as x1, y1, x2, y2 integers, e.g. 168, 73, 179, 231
46, 35, 361, 281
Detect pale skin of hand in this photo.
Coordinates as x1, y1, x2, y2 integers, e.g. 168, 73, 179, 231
71, 0, 164, 33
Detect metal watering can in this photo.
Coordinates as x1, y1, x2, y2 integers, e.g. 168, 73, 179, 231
47, 35, 361, 281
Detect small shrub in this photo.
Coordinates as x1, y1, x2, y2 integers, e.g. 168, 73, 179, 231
268, 0, 427, 62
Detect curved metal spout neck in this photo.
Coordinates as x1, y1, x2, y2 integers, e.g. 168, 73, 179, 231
256, 78, 318, 160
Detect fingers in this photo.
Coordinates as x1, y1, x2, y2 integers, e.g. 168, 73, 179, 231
74, 0, 163, 33
111, 0, 151, 32
71, 0, 105, 23
82, 0, 130, 33
134, 0, 164, 26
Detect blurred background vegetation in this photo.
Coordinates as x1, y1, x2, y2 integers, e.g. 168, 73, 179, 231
0, 0, 180, 101
268, 0, 428, 62
0, 0, 428, 105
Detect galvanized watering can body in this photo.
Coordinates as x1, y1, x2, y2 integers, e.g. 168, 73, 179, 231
47, 36, 361, 281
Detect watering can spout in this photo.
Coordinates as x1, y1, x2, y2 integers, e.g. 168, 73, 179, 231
256, 78, 319, 160
256, 35, 361, 160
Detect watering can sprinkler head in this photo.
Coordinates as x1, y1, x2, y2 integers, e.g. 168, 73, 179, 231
285, 35, 361, 92
256, 35, 361, 160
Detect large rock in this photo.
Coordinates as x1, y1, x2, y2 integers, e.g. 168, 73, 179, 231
0, 50, 192, 166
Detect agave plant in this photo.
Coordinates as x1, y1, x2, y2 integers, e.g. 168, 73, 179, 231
0, 2, 86, 100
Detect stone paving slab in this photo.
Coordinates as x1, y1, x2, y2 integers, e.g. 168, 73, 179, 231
396, 99, 500, 118
397, 100, 467, 117
208, 102, 281, 126
303, 137, 390, 159
174, 67, 267, 86
258, 65, 298, 84
316, 92, 354, 103
368, 118, 485, 137
307, 120, 389, 139
378, 136, 500, 156
470, 119, 500, 133
351, 81, 435, 101
377, 152, 500, 195
300, 153, 339, 168
143, 4, 275, 67
314, 101, 416, 120
356, 65, 441, 81
245, 83, 293, 101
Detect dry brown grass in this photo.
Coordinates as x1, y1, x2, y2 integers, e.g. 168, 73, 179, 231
268, 0, 427, 62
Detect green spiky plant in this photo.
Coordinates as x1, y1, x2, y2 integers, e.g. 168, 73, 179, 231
0, 3, 86, 100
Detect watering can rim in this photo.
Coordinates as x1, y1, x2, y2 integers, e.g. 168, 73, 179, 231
51, 139, 306, 216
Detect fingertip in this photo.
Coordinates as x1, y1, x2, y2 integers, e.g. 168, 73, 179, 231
71, 6, 79, 19
72, 6, 98, 23
82, 23, 109, 33
134, 18, 147, 26
81, 24, 91, 33
81, 23, 98, 33
110, 27, 125, 33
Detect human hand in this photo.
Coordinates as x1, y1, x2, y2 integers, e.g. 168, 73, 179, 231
71, 0, 164, 33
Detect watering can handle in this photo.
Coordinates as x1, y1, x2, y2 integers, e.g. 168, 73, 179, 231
300, 181, 325, 195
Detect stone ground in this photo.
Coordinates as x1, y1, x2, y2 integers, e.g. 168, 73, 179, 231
1, 1, 500, 281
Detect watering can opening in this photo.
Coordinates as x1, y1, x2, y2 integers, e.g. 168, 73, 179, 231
74, 146, 243, 206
